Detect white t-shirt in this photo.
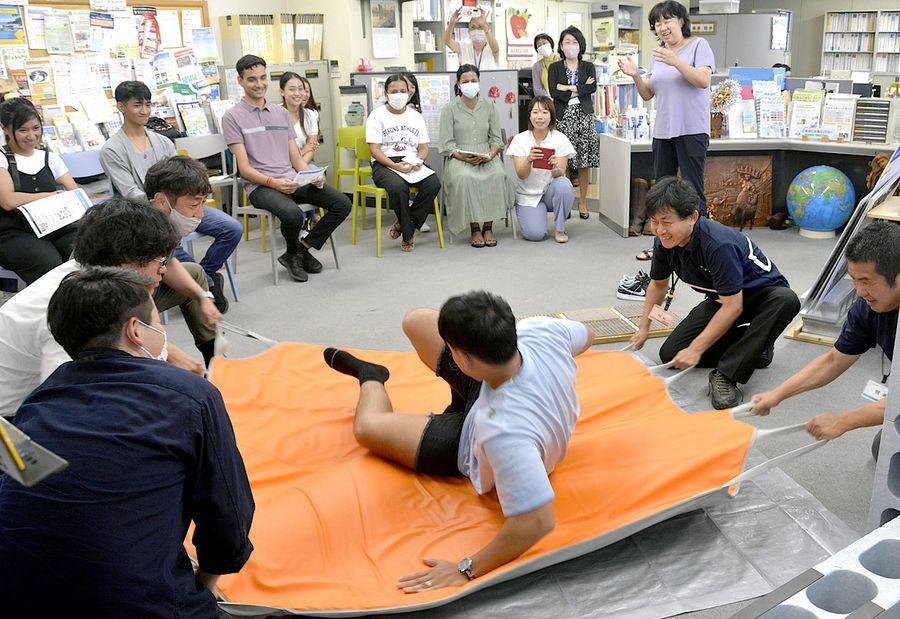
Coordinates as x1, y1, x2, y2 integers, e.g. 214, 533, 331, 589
0, 148, 69, 180
458, 39, 500, 70
457, 317, 590, 517
365, 105, 430, 158
0, 259, 78, 417
293, 108, 320, 149
506, 130, 576, 207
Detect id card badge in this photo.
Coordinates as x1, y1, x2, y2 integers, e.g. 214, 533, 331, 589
649, 304, 676, 327
862, 379, 889, 402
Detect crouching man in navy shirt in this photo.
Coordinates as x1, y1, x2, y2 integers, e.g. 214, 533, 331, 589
751, 221, 898, 445
630, 177, 800, 409
0, 267, 254, 618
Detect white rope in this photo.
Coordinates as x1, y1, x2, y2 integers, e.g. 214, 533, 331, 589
729, 402, 755, 418
218, 320, 280, 346
663, 366, 694, 386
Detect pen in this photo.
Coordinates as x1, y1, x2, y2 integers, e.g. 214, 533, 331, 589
0, 422, 25, 471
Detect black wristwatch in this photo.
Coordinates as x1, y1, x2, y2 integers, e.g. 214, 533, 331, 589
458, 557, 475, 580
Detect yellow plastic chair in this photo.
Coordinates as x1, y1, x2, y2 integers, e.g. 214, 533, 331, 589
335, 126, 368, 194
351, 138, 444, 257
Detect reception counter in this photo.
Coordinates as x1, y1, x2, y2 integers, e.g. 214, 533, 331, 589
598, 135, 898, 237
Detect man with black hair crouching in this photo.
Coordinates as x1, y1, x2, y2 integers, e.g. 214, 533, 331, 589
752, 220, 899, 448
0, 267, 254, 618
629, 176, 800, 410
0, 195, 221, 418
324, 290, 592, 591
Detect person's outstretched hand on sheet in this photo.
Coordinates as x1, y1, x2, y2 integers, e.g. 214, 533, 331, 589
167, 343, 204, 375
396, 501, 556, 593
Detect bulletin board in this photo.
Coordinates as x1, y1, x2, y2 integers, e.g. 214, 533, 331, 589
6, 0, 210, 109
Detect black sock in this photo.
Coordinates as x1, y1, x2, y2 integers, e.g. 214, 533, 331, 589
198, 340, 215, 367
324, 348, 389, 384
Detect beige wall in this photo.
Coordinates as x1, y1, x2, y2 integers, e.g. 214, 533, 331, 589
739, 0, 900, 87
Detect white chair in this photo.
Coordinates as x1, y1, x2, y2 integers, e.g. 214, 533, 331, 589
174, 135, 237, 212
232, 202, 281, 285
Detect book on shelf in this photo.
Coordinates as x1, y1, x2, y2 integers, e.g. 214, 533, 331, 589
177, 101, 211, 136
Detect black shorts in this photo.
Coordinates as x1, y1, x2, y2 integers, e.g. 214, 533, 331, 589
414, 346, 482, 476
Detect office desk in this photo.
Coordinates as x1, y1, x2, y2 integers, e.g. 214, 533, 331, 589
598, 135, 897, 237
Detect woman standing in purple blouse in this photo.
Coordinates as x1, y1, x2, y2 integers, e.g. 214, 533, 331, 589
619, 0, 715, 260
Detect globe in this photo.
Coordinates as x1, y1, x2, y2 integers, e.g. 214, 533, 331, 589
786, 166, 857, 239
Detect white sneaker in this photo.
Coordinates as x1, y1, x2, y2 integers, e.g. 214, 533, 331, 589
419, 222, 431, 233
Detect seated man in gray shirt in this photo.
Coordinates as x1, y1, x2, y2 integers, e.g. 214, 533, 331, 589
100, 80, 241, 313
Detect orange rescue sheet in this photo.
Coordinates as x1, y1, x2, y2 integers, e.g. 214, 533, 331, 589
207, 344, 755, 615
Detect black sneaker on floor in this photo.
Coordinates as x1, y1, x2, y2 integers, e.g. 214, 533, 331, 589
277, 252, 308, 282
299, 250, 323, 274
210, 272, 229, 314
756, 344, 774, 369
616, 271, 650, 301
708, 369, 743, 410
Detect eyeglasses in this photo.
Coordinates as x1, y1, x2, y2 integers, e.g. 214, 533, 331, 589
151, 252, 173, 269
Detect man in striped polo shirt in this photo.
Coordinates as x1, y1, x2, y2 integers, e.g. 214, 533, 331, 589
223, 54, 350, 282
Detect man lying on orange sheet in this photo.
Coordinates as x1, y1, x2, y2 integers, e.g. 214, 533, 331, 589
324, 290, 592, 592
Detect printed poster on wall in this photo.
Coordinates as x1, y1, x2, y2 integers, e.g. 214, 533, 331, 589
0, 6, 26, 47
506, 5, 535, 59
370, 0, 398, 59
564, 11, 583, 30
25, 58, 54, 99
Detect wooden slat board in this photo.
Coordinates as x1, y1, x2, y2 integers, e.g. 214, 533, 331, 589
518, 304, 679, 345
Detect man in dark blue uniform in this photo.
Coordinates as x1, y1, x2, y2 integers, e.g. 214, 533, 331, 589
630, 177, 801, 409
0, 267, 254, 618
752, 220, 898, 443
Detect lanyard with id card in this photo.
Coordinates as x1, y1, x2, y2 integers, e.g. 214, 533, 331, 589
862, 353, 891, 402
649, 274, 678, 327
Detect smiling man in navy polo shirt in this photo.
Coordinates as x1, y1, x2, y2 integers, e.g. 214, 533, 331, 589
751, 220, 899, 444
630, 177, 801, 409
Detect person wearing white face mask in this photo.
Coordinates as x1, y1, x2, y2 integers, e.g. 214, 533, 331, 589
530, 34, 559, 97
439, 64, 514, 247
548, 26, 599, 219
0, 266, 255, 618
443, 8, 500, 70
366, 74, 441, 252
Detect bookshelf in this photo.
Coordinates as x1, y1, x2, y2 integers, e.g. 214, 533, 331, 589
821, 11, 900, 77
590, 2, 642, 64
412, 0, 445, 71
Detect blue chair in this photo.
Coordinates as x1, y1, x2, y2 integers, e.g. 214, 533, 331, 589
59, 150, 110, 204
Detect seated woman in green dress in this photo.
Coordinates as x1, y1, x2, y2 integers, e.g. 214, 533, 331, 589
439, 64, 515, 248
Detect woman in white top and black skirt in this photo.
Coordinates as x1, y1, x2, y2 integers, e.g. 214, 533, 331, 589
0, 98, 79, 284
548, 26, 599, 219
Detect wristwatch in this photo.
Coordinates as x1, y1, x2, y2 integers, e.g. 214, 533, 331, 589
197, 291, 215, 302
458, 557, 475, 580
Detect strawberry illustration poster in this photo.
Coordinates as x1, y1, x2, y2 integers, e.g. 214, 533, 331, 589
506, 4, 536, 58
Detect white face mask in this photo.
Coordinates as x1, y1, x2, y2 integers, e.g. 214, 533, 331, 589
459, 82, 480, 99
387, 93, 408, 111
165, 197, 201, 237
470, 30, 487, 43
537, 44, 553, 58
137, 320, 168, 362
562, 44, 580, 59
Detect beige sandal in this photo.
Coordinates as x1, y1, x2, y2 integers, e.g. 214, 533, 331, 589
400, 239, 415, 252
389, 222, 402, 240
